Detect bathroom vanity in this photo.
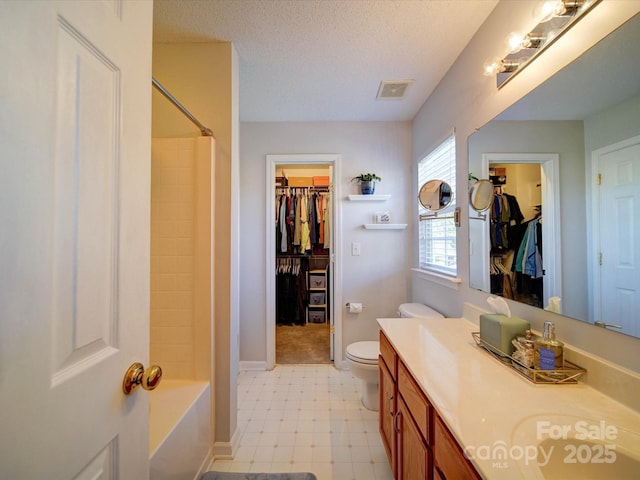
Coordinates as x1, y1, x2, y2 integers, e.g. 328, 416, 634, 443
379, 332, 481, 480
379, 329, 480, 479
377, 307, 640, 479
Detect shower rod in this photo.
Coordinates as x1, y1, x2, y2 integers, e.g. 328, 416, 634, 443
152, 77, 214, 137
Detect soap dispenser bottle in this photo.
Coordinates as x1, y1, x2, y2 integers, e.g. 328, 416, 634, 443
534, 321, 564, 370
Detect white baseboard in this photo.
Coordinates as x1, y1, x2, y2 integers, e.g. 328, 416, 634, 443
239, 360, 268, 371
211, 440, 234, 460
211, 426, 241, 462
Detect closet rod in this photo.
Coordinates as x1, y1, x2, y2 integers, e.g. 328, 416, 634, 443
276, 186, 330, 191
152, 77, 214, 138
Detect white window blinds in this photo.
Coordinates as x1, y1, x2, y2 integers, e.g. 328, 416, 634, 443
418, 134, 457, 275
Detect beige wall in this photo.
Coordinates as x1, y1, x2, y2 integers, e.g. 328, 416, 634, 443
152, 43, 238, 451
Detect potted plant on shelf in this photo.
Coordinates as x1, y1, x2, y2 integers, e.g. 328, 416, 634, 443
351, 173, 382, 195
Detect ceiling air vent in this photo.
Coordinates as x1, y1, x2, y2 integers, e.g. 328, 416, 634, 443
376, 79, 414, 99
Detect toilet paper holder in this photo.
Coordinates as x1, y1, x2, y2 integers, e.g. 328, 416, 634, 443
345, 302, 364, 313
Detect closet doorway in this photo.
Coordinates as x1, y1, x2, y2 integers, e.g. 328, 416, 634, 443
266, 154, 342, 369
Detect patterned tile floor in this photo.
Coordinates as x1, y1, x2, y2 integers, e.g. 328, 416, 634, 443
210, 364, 393, 480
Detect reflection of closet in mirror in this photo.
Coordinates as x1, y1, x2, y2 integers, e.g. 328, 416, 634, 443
489, 163, 543, 308
468, 13, 640, 338
469, 153, 561, 311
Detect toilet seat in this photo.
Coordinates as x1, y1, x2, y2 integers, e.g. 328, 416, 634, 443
345, 341, 379, 365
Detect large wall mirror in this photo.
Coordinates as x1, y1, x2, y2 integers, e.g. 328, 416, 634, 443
468, 12, 640, 339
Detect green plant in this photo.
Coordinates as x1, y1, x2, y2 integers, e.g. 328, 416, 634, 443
351, 173, 382, 183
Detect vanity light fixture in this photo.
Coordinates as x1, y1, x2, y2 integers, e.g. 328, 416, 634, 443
484, 0, 601, 87
532, 0, 585, 24
505, 31, 546, 54
483, 57, 528, 77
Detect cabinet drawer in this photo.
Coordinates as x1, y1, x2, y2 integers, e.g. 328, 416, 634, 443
434, 415, 481, 480
379, 332, 397, 379
398, 360, 431, 444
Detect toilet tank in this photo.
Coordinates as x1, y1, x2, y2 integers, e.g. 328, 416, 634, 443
398, 303, 444, 318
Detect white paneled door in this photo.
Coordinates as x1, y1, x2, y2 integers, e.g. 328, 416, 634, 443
0, 1, 153, 478
597, 136, 640, 338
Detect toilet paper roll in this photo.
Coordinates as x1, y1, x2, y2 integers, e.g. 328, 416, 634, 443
347, 302, 363, 313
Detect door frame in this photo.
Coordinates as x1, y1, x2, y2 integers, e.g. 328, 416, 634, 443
479, 153, 562, 309
590, 134, 640, 325
266, 154, 343, 370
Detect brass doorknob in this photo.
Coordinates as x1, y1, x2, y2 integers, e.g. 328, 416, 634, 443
122, 362, 163, 395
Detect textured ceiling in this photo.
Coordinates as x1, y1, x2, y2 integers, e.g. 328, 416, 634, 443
153, 0, 499, 122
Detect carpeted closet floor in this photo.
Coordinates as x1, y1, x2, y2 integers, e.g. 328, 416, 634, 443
276, 323, 331, 364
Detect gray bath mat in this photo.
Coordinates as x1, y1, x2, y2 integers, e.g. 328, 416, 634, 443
201, 472, 317, 480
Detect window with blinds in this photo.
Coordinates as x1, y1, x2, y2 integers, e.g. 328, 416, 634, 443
418, 134, 457, 275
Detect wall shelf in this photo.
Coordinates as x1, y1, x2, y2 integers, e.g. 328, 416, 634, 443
363, 224, 407, 230
347, 194, 391, 202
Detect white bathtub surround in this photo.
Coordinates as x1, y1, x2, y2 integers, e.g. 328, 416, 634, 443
377, 313, 640, 479
211, 365, 392, 480
150, 137, 214, 381
150, 380, 211, 480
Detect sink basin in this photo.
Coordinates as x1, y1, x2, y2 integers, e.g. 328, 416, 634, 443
510, 414, 640, 479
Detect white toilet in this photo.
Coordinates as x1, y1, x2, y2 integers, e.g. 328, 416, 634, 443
345, 303, 444, 411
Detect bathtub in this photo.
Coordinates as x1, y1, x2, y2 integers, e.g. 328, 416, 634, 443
150, 380, 211, 480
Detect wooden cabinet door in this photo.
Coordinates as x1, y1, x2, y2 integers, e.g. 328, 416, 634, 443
397, 397, 430, 480
434, 416, 480, 480
379, 357, 396, 470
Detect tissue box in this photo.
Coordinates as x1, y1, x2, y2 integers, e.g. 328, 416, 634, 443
480, 314, 530, 357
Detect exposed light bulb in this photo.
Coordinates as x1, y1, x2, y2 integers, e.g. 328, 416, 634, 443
482, 57, 503, 76
506, 31, 546, 54
506, 31, 527, 54
533, 0, 566, 23
482, 57, 528, 77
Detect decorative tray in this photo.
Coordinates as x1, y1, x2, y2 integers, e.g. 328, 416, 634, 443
471, 332, 586, 384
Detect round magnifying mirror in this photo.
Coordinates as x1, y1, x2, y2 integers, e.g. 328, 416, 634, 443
418, 179, 453, 211
469, 179, 493, 212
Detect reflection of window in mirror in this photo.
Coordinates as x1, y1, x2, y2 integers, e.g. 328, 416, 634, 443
417, 134, 457, 275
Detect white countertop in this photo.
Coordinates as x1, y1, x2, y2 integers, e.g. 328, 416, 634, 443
377, 316, 640, 479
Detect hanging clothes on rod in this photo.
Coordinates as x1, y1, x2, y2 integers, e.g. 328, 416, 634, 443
489, 190, 525, 252
489, 189, 524, 298
512, 213, 543, 307
276, 187, 331, 255
275, 256, 308, 325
